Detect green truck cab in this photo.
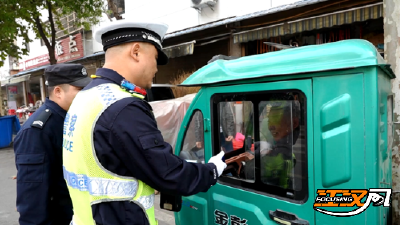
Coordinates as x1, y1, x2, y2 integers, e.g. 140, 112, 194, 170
173, 40, 395, 225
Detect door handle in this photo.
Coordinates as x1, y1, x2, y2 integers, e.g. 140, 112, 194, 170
269, 209, 309, 225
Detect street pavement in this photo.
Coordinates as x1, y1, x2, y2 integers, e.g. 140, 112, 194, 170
0, 145, 175, 225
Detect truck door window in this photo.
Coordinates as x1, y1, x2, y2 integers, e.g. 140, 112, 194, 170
212, 92, 307, 201
178, 110, 205, 164
259, 101, 298, 190
217, 101, 255, 182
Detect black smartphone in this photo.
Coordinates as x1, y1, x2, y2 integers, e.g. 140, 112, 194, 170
160, 192, 182, 212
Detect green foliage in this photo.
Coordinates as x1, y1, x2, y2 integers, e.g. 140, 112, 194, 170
0, 0, 106, 66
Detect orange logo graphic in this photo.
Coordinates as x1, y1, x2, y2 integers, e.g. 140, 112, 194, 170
313, 189, 391, 217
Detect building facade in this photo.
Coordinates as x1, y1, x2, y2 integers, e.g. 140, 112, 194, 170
0, 0, 386, 116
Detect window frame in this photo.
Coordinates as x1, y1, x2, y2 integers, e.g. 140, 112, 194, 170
211, 89, 309, 203
108, 0, 126, 18
178, 109, 205, 164
387, 95, 394, 151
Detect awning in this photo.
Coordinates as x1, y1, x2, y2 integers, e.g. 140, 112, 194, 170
233, 2, 383, 43
12, 65, 49, 77
163, 41, 196, 58
69, 41, 196, 62
1, 74, 31, 86
68, 51, 106, 63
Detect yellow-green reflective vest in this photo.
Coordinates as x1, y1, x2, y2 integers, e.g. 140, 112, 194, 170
63, 83, 157, 225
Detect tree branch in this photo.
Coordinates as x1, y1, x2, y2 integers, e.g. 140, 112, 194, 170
34, 15, 56, 64
103, 5, 113, 22
46, 0, 56, 48
0, 0, 105, 64
34, 16, 51, 49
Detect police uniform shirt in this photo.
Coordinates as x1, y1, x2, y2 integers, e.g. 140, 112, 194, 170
86, 68, 218, 225
14, 98, 73, 225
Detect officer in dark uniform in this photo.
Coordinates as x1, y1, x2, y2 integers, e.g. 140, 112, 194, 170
64, 20, 227, 224
14, 63, 91, 225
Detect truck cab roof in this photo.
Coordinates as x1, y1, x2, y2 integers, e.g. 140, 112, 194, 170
181, 39, 395, 87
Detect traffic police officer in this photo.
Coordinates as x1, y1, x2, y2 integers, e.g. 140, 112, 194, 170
14, 63, 91, 225
62, 20, 227, 225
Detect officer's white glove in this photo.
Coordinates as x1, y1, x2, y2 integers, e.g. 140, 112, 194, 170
208, 151, 227, 177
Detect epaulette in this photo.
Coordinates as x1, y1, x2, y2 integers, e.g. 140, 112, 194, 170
31, 109, 52, 129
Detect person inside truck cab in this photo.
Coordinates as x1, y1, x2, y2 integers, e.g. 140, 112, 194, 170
228, 100, 299, 190
259, 101, 299, 189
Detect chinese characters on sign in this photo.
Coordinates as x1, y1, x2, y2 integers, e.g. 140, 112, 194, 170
8, 86, 18, 95
55, 40, 64, 56
69, 35, 78, 53
214, 210, 248, 225
56, 35, 79, 55
19, 33, 84, 71
19, 54, 50, 71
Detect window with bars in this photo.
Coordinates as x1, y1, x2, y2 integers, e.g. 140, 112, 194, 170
40, 11, 80, 43
55, 12, 80, 39
108, 0, 125, 18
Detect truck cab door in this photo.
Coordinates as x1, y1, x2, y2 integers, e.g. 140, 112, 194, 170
174, 91, 213, 225
204, 79, 314, 225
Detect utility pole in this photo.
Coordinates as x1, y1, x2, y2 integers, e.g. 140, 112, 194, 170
384, 0, 400, 223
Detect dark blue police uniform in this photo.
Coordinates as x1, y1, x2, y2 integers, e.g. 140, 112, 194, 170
86, 68, 218, 225
14, 98, 73, 225
14, 63, 91, 225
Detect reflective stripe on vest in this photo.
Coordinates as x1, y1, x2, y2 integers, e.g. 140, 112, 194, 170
137, 194, 155, 210
63, 166, 138, 197
68, 193, 155, 225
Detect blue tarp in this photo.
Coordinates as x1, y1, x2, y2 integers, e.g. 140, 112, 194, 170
0, 115, 21, 148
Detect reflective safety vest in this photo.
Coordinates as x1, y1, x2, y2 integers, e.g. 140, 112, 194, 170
63, 83, 157, 225
261, 152, 296, 189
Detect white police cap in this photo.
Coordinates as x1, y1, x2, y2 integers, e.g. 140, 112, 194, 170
94, 20, 169, 65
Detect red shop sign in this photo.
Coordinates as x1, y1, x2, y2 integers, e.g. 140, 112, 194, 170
19, 33, 84, 71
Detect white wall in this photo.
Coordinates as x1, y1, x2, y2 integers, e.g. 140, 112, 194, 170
91, 10, 116, 53
123, 0, 198, 34
18, 34, 49, 62
92, 0, 300, 54
271, 0, 300, 8
199, 0, 273, 24
0, 57, 10, 79
122, 0, 300, 33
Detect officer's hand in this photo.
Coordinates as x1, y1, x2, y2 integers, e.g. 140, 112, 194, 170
196, 142, 202, 148
208, 151, 227, 177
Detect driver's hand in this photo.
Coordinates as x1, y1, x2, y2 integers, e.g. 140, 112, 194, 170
243, 152, 254, 161
196, 142, 202, 148
225, 136, 233, 142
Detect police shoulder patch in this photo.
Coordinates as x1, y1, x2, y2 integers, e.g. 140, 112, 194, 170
31, 109, 52, 129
